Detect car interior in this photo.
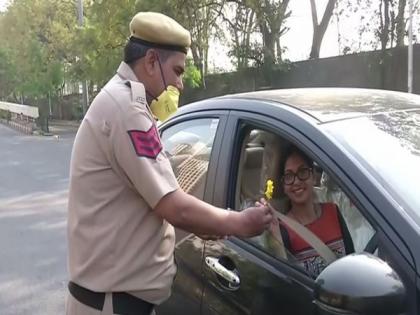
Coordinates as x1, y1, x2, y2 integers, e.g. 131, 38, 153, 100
235, 129, 287, 211
168, 141, 210, 198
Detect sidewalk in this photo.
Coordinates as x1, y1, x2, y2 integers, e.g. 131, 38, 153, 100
48, 120, 80, 136
0, 118, 80, 137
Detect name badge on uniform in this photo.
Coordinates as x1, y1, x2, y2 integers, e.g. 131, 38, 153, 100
136, 96, 146, 104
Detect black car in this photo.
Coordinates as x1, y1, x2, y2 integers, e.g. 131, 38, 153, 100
156, 88, 420, 315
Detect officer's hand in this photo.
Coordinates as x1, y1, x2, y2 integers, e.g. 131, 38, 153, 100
255, 197, 267, 207
236, 205, 273, 238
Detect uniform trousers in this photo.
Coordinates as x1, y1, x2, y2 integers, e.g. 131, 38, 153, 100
66, 292, 156, 315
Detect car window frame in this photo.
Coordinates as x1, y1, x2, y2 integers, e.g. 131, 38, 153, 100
159, 110, 230, 204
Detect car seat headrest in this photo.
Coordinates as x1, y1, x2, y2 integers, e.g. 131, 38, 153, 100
244, 146, 264, 168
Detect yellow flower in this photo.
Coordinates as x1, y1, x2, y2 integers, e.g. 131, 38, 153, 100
265, 179, 274, 200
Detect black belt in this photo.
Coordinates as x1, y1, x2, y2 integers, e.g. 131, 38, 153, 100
68, 281, 154, 315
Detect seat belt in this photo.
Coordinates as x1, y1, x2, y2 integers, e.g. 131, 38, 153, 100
268, 204, 338, 264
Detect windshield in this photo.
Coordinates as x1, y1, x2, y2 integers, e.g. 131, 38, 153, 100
323, 109, 420, 227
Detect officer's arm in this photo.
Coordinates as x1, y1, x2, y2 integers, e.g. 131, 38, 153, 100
109, 104, 271, 237
154, 189, 271, 238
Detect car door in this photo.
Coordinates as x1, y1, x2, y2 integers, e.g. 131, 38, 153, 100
200, 112, 317, 315
156, 111, 229, 315
200, 109, 417, 315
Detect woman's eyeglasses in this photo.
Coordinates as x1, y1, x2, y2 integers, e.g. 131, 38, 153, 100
282, 167, 312, 185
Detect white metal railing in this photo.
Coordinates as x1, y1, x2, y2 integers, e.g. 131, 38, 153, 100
0, 101, 39, 119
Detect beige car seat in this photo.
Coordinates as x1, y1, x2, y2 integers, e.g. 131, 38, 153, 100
237, 145, 264, 207
236, 130, 288, 210
256, 131, 289, 211
238, 130, 291, 259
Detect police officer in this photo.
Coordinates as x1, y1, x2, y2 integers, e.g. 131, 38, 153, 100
66, 12, 273, 315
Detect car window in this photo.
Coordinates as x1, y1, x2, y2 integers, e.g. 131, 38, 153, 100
160, 118, 219, 199
323, 112, 420, 228
314, 172, 375, 253
234, 127, 376, 278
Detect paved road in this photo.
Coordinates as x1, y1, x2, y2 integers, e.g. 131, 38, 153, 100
0, 124, 75, 315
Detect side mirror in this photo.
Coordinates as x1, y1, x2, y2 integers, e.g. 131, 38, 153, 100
313, 253, 406, 315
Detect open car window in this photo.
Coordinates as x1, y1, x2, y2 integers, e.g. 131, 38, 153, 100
234, 126, 376, 278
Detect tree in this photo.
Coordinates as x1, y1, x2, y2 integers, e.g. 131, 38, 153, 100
69, 0, 137, 87
376, 0, 407, 49
377, 0, 393, 51
221, 0, 291, 69
0, 0, 76, 102
222, 1, 257, 69
250, 0, 291, 65
0, 48, 17, 100
395, 0, 407, 46
170, 0, 225, 86
336, 0, 411, 53
70, 0, 207, 89
309, 0, 337, 59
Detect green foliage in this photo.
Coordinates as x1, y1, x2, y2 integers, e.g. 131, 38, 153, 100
184, 58, 202, 88
0, 0, 303, 108
0, 0, 75, 100
71, 0, 209, 87
0, 47, 17, 100
69, 0, 137, 85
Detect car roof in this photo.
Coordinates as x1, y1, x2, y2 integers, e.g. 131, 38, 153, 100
181, 88, 420, 123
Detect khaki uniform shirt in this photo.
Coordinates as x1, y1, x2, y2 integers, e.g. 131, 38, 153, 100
67, 62, 179, 304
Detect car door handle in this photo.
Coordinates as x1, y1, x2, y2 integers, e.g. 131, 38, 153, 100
205, 256, 240, 286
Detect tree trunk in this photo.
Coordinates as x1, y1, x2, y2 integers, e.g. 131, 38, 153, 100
309, 0, 337, 59
310, 28, 323, 59
278, 0, 290, 62
380, 0, 391, 52
262, 23, 275, 65
58, 98, 63, 120
202, 46, 207, 88
276, 38, 282, 62
396, 0, 407, 46
244, 10, 255, 68
379, 0, 391, 89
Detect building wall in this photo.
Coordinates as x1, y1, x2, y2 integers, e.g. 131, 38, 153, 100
181, 44, 420, 105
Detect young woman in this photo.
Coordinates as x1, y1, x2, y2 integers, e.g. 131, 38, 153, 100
268, 146, 354, 278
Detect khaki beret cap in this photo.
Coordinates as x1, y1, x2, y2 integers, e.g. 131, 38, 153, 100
129, 12, 191, 54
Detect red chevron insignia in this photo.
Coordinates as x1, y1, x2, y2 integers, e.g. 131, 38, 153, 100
127, 126, 162, 159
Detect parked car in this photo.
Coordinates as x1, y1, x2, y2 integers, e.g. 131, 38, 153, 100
156, 88, 420, 315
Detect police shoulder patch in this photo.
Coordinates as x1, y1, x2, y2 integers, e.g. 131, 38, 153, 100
127, 125, 162, 159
